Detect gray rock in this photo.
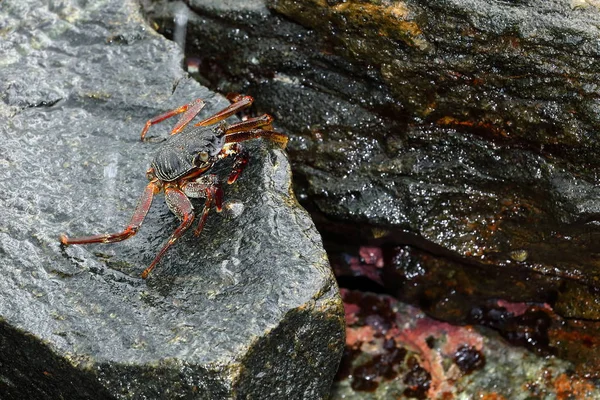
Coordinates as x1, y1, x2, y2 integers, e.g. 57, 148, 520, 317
0, 0, 344, 398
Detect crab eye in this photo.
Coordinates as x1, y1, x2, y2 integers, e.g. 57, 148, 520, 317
193, 151, 210, 166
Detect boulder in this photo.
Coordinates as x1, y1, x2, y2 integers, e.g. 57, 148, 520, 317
0, 0, 344, 398
145, 0, 600, 380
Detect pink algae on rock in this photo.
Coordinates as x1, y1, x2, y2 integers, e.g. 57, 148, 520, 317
339, 288, 485, 399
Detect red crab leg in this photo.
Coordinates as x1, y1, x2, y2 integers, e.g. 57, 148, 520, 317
194, 94, 253, 127
220, 115, 275, 183
224, 114, 274, 134
220, 127, 287, 183
193, 185, 224, 236
140, 98, 205, 141
222, 143, 248, 184
140, 187, 195, 279
224, 128, 288, 148
181, 177, 223, 235
60, 181, 160, 245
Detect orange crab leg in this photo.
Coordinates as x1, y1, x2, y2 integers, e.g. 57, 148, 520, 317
224, 114, 274, 134
140, 98, 205, 140
224, 129, 288, 148
140, 187, 195, 279
60, 181, 160, 245
194, 94, 253, 127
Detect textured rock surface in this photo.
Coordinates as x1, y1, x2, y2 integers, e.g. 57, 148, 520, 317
146, 0, 600, 377
148, 0, 600, 290
0, 0, 344, 398
264, 0, 600, 286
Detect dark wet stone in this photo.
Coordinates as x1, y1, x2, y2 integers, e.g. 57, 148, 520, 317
270, 0, 600, 319
145, 0, 600, 377
0, 0, 344, 398
403, 357, 431, 400
147, 0, 600, 307
453, 345, 486, 375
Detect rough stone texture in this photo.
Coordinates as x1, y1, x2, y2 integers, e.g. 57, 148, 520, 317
147, 0, 600, 289
0, 0, 344, 398
146, 0, 600, 376
262, 0, 600, 287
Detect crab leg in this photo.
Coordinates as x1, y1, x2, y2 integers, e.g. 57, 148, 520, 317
220, 143, 248, 184
140, 187, 195, 279
60, 181, 160, 245
194, 94, 253, 127
224, 114, 274, 134
181, 175, 223, 235
224, 128, 288, 148
193, 187, 221, 237
219, 129, 287, 183
140, 98, 205, 140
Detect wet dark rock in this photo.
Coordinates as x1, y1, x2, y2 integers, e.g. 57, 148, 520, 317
0, 0, 344, 398
403, 357, 431, 400
146, 0, 600, 377
453, 345, 486, 375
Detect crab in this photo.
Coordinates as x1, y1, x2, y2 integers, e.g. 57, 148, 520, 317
60, 94, 287, 279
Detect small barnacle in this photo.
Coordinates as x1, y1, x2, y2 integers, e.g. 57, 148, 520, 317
510, 249, 528, 262
224, 201, 245, 219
